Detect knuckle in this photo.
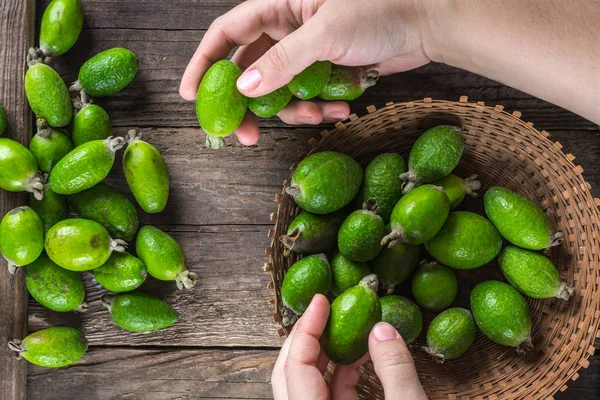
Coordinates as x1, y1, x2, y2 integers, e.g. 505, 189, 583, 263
266, 45, 291, 73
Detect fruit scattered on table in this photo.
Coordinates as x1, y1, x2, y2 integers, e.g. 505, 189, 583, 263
71, 93, 113, 146
102, 291, 179, 333
8, 327, 87, 368
0, 206, 44, 273
29, 118, 73, 174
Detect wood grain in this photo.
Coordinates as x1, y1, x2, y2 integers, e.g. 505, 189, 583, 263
0, 1, 35, 399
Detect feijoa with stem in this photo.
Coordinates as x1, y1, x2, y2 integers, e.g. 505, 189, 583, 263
423, 307, 476, 363
38, 0, 84, 57
318, 65, 379, 101
338, 199, 386, 262
29, 118, 73, 173
433, 174, 481, 209
0, 137, 44, 200
0, 206, 44, 273
71, 91, 113, 146
280, 210, 346, 256
371, 239, 420, 294
8, 327, 87, 368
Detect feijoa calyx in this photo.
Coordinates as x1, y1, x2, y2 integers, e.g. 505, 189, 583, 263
338, 200, 386, 262
433, 174, 481, 209
280, 254, 331, 325
401, 125, 464, 193
280, 210, 346, 256
29, 118, 73, 173
0, 138, 44, 200
423, 307, 476, 363
380, 295, 422, 344
71, 92, 113, 146
0, 206, 44, 273
103, 291, 178, 332
136, 225, 197, 290
499, 246, 574, 300
321, 274, 382, 364
8, 327, 87, 368
318, 65, 379, 101
484, 186, 562, 250
471, 280, 533, 354
286, 151, 363, 214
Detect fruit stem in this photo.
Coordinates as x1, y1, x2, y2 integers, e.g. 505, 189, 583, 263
106, 136, 126, 153
7, 263, 18, 275
361, 70, 380, 90
516, 334, 533, 355
382, 282, 395, 295
548, 231, 564, 248
72, 90, 93, 111
69, 81, 83, 95
285, 184, 301, 198
556, 281, 575, 300
27, 173, 45, 201
126, 129, 143, 144
26, 47, 51, 67
35, 118, 53, 138
363, 198, 380, 214
400, 171, 417, 194
101, 294, 114, 311
176, 270, 198, 290
74, 301, 89, 313
359, 273, 379, 293
110, 239, 128, 253
381, 229, 402, 248
281, 306, 298, 326
205, 134, 225, 149
279, 228, 300, 256
422, 345, 445, 364
464, 175, 482, 197
7, 339, 25, 359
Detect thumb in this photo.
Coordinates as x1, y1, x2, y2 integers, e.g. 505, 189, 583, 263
369, 322, 428, 400
236, 22, 325, 97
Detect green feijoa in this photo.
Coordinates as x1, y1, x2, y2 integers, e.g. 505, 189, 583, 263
321, 274, 381, 364
49, 136, 125, 195
103, 291, 178, 333
338, 200, 385, 262
0, 138, 44, 199
39, 0, 83, 56
122, 130, 169, 214
287, 61, 332, 100
287, 151, 363, 214
426, 211, 502, 270
69, 182, 139, 241
74, 48, 139, 97
499, 246, 574, 300
382, 184, 449, 247
371, 242, 420, 294
8, 327, 87, 368
330, 250, 371, 297
29, 184, 69, 233
135, 225, 197, 290
93, 252, 147, 293
0, 206, 44, 273
72, 103, 112, 146
401, 125, 464, 193
0, 104, 7, 135
357, 153, 405, 222
380, 295, 422, 344
29, 119, 73, 173
411, 261, 457, 312
25, 61, 72, 127
280, 210, 346, 256
318, 66, 379, 101
471, 280, 533, 353
196, 60, 248, 149
25, 253, 86, 312
484, 186, 561, 250
433, 174, 481, 209
423, 307, 476, 363
45, 218, 127, 271
248, 86, 293, 118
280, 254, 331, 325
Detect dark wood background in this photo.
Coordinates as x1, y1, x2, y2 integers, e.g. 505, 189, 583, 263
0, 1, 598, 399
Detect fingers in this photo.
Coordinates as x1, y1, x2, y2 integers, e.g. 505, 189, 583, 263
369, 323, 428, 400
277, 99, 349, 125
329, 353, 370, 400
284, 294, 330, 399
232, 34, 276, 70
234, 112, 260, 146
271, 323, 297, 400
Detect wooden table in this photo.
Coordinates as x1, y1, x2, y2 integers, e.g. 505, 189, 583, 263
0, 1, 598, 399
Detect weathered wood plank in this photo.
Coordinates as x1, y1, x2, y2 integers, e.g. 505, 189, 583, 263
28, 347, 277, 400
28, 225, 285, 347
42, 26, 599, 131
0, 1, 36, 400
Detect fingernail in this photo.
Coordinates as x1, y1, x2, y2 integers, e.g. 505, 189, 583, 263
329, 111, 347, 120
373, 322, 401, 341
296, 115, 318, 125
237, 69, 262, 91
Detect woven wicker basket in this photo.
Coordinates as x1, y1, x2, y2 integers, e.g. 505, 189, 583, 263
265, 97, 600, 400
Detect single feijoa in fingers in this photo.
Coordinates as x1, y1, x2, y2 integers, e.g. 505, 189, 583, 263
426, 211, 502, 269
30, 184, 69, 233
318, 66, 379, 101
280, 210, 346, 256
330, 250, 371, 297
135, 225, 196, 290
471, 280, 533, 354
499, 246, 574, 300
0, 206, 44, 272
424, 307, 476, 363
25, 253, 86, 312
356, 153, 406, 222
380, 295, 423, 344
371, 241, 420, 294
0, 138, 44, 199
338, 200, 386, 262
29, 119, 73, 173
75, 47, 139, 97
248, 86, 293, 118
484, 186, 561, 250
45, 218, 127, 271
8, 327, 87, 368
25, 62, 72, 127
122, 130, 169, 214
433, 174, 481, 209
93, 252, 147, 293
411, 261, 458, 312
280, 254, 331, 325
401, 125, 464, 193
103, 291, 178, 333
382, 184, 449, 246
288, 61, 332, 100
39, 0, 84, 56
287, 151, 363, 214
72, 103, 113, 146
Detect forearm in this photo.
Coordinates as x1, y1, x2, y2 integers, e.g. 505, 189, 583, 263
421, 0, 600, 124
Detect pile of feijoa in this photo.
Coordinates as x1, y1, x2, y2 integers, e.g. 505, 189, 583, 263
280, 124, 572, 365
196, 60, 379, 148
2, 0, 194, 369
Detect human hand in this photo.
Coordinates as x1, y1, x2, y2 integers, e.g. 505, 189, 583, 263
271, 294, 428, 400
180, 0, 434, 145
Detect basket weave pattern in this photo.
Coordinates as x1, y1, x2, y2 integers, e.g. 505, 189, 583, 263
265, 97, 600, 399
